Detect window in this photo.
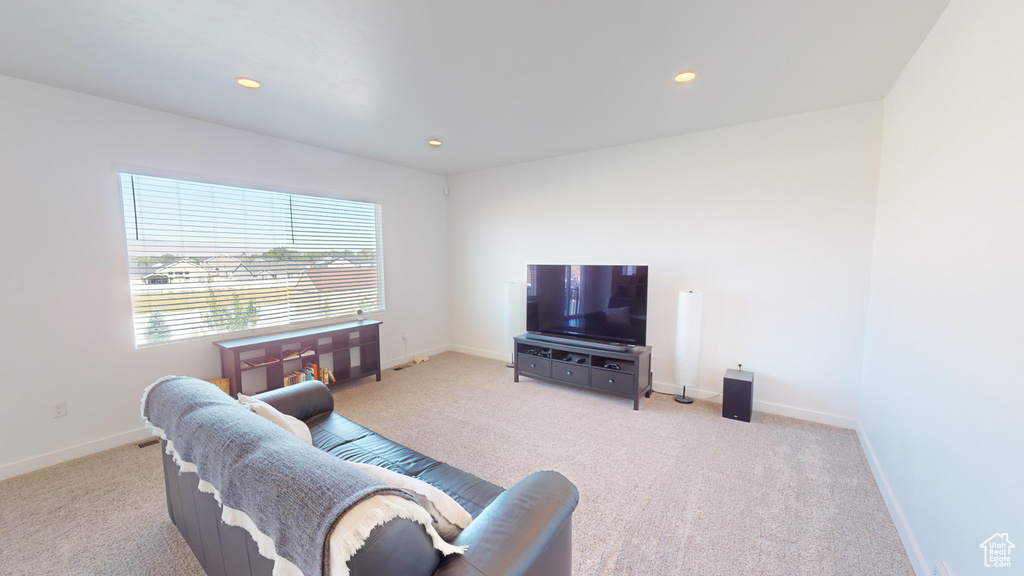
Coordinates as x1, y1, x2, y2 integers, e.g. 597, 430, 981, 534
120, 174, 384, 347
565, 265, 582, 318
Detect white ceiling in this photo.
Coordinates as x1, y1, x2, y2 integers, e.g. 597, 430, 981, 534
0, 1, 948, 175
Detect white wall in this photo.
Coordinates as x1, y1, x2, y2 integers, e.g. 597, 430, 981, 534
0, 75, 450, 478
860, 1, 1024, 574
447, 103, 883, 427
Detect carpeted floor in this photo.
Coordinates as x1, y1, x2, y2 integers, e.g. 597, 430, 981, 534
0, 352, 914, 576
0, 439, 204, 575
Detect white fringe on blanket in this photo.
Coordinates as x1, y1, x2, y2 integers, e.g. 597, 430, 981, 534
140, 378, 466, 576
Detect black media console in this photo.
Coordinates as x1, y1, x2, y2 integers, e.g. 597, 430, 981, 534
513, 333, 653, 410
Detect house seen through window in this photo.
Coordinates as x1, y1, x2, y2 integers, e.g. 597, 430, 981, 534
120, 174, 384, 347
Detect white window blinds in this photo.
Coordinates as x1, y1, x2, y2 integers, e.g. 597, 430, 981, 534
120, 173, 384, 347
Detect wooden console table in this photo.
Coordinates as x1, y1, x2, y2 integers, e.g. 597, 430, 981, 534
215, 320, 382, 397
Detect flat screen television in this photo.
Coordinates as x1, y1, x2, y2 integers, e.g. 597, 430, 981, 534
526, 265, 648, 346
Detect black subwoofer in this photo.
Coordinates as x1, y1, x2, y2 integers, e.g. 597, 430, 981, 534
722, 369, 754, 422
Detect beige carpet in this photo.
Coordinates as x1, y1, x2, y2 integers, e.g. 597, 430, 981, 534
0, 352, 913, 576
0, 440, 203, 575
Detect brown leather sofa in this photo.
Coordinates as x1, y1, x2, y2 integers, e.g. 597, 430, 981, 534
160, 380, 580, 576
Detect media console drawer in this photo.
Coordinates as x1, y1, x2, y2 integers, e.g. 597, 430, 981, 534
551, 362, 589, 387
517, 354, 551, 379
592, 367, 634, 395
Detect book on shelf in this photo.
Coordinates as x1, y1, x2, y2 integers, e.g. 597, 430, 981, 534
281, 346, 316, 360
283, 362, 331, 386
304, 362, 320, 382
243, 356, 279, 368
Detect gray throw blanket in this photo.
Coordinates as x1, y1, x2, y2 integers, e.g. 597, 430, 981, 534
142, 376, 412, 576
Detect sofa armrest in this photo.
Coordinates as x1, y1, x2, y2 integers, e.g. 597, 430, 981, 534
253, 380, 335, 421
434, 471, 579, 576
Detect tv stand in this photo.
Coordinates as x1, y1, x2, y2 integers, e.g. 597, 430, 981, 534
514, 334, 653, 410
523, 331, 631, 352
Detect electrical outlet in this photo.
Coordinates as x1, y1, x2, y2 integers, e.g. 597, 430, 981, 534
52, 401, 68, 418
935, 560, 950, 576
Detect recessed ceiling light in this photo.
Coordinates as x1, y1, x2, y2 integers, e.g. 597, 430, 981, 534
428, 139, 443, 147
235, 77, 261, 89
674, 72, 697, 83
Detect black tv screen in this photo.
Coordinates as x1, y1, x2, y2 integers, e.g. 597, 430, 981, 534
526, 265, 648, 346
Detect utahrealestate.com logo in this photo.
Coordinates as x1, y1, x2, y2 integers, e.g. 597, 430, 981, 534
980, 533, 1014, 568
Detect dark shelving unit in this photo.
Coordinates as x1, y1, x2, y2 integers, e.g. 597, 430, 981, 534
215, 320, 382, 397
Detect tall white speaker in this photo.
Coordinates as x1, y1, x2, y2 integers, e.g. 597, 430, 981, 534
674, 290, 703, 404
504, 282, 527, 367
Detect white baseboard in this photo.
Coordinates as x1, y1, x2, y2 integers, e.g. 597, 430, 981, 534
855, 424, 928, 576
0, 427, 153, 481
1, 346, 454, 482
653, 380, 857, 429
752, 399, 857, 429
448, 351, 859, 430
382, 345, 453, 370
652, 381, 720, 399
449, 345, 511, 362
